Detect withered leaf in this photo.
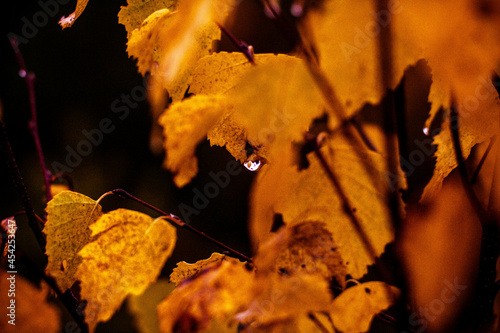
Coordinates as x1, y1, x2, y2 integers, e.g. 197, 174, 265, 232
118, 0, 176, 37
250, 135, 404, 278
59, 0, 90, 29
44, 191, 103, 291
157, 260, 254, 333
76, 209, 177, 332
330, 281, 400, 333
170, 252, 243, 286
0, 270, 60, 333
158, 94, 229, 187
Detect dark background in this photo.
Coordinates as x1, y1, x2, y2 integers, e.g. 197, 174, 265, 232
0, 0, 295, 331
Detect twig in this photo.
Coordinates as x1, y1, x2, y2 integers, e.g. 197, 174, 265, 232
9, 36, 52, 202
0, 120, 46, 249
109, 189, 253, 263
217, 24, 255, 64
471, 136, 496, 185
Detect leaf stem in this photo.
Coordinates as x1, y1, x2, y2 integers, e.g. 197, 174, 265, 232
217, 24, 255, 64
109, 189, 253, 263
9, 36, 52, 202
0, 120, 46, 249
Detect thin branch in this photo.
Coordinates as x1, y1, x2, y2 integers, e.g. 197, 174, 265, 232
109, 189, 253, 263
375, 0, 401, 229
0, 120, 46, 249
449, 102, 485, 225
471, 136, 496, 185
9, 36, 52, 202
217, 23, 255, 64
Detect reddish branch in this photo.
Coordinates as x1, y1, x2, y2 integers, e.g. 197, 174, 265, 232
9, 37, 52, 202
109, 189, 253, 263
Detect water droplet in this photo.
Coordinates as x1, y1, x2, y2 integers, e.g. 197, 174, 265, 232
423, 127, 429, 135
18, 69, 26, 78
244, 159, 261, 171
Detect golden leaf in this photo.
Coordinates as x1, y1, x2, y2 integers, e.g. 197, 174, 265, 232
308, 0, 500, 198
250, 135, 404, 278
76, 209, 177, 332
158, 94, 229, 187
118, 0, 176, 37
128, 279, 176, 333
255, 221, 346, 288
157, 260, 254, 333
235, 272, 333, 328
58, 0, 90, 29
44, 191, 103, 291
170, 252, 243, 286
230, 55, 325, 158
0, 270, 60, 333
330, 281, 400, 333
397, 179, 482, 332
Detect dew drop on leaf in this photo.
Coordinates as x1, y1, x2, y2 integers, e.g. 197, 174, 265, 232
423, 127, 429, 135
244, 159, 261, 171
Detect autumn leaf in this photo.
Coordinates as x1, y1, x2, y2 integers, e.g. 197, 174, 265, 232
254, 221, 346, 288
44, 191, 103, 291
157, 260, 254, 333
306, 0, 500, 199
158, 94, 229, 187
397, 178, 482, 332
329, 281, 400, 333
76, 209, 177, 332
170, 252, 243, 286
58, 0, 90, 29
0, 270, 60, 333
118, 0, 176, 37
229, 55, 326, 158
235, 272, 333, 328
128, 279, 176, 333
250, 134, 405, 278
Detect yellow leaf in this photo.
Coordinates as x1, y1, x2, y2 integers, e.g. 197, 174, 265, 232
230, 55, 325, 158
118, 0, 176, 37
126, 9, 174, 76
44, 191, 103, 291
189, 52, 283, 95
330, 281, 400, 333
307, 0, 500, 198
235, 272, 333, 327
250, 135, 404, 278
157, 260, 254, 333
255, 221, 346, 288
170, 252, 243, 286
159, 94, 229, 187
207, 110, 268, 164
397, 179, 482, 332
0, 270, 60, 333
128, 279, 176, 333
58, 0, 90, 29
76, 209, 177, 332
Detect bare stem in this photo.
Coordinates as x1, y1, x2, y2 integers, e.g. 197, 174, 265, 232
217, 23, 255, 64
0, 120, 46, 249
110, 189, 253, 263
9, 37, 52, 202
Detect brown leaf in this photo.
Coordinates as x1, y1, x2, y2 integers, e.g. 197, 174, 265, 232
397, 178, 482, 332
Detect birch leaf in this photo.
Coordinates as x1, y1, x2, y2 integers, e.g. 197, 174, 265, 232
158, 94, 229, 187
330, 282, 400, 333
157, 261, 254, 333
76, 209, 177, 332
128, 279, 176, 333
170, 252, 243, 286
0, 271, 60, 333
58, 0, 90, 29
250, 135, 404, 278
44, 191, 103, 291
118, 0, 176, 37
